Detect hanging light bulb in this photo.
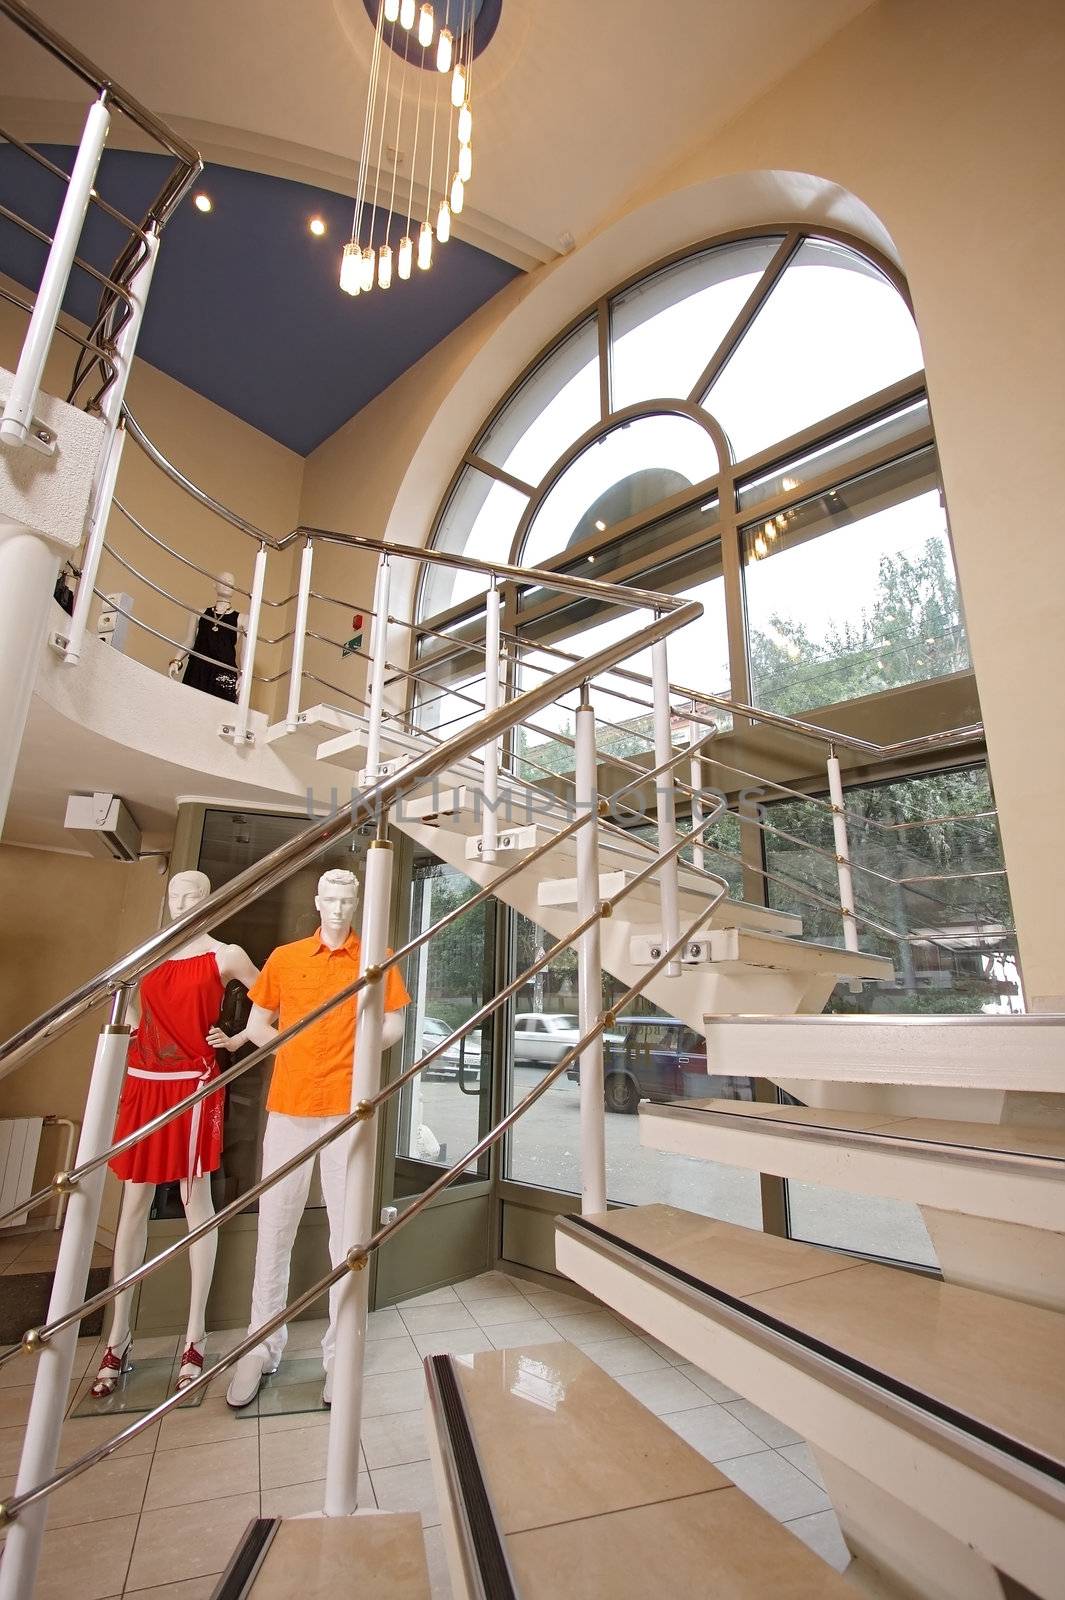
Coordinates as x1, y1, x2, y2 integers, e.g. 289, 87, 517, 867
360, 246, 375, 291
436, 26, 453, 71
458, 103, 472, 145
458, 143, 472, 181
451, 64, 466, 106
450, 172, 465, 213
398, 234, 414, 279
384, 0, 400, 19
418, 221, 433, 268
418, 3, 434, 46
437, 198, 451, 241
378, 243, 393, 288
340, 241, 361, 295
400, 0, 415, 27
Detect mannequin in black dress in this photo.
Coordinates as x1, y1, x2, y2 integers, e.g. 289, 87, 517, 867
169, 572, 247, 702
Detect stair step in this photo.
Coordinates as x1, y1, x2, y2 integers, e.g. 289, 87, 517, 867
639, 1098, 1065, 1237
537, 868, 802, 937
702, 926, 893, 979
424, 1343, 854, 1600
464, 823, 553, 861
556, 1203, 1065, 1600
220, 1512, 429, 1599
262, 703, 360, 757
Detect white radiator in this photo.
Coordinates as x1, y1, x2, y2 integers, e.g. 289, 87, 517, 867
0, 1118, 43, 1228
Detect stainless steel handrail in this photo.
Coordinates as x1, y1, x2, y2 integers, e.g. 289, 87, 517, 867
0, 123, 150, 240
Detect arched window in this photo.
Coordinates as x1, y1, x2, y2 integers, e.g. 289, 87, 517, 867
417, 227, 968, 726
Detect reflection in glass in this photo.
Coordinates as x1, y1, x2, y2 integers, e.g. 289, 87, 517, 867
707, 239, 924, 461
475, 317, 600, 488
420, 467, 529, 619
610, 237, 782, 412
743, 448, 969, 715
737, 400, 931, 512
520, 415, 717, 571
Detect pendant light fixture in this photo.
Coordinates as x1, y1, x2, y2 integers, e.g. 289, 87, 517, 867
341, 0, 481, 297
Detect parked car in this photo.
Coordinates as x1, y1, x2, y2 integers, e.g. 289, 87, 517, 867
567, 1015, 755, 1114
421, 1016, 482, 1084
513, 1012, 582, 1066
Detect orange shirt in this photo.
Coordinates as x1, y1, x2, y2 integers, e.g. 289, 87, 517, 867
249, 928, 410, 1117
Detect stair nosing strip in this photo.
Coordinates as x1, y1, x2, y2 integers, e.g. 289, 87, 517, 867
426, 1353, 520, 1600
561, 1214, 1065, 1504
209, 1516, 279, 1600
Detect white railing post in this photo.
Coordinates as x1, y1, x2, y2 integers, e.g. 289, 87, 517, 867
64, 226, 161, 666
575, 693, 607, 1215
1, 95, 111, 450
481, 579, 501, 863
324, 833, 394, 1517
651, 631, 681, 976
827, 750, 862, 992
364, 555, 392, 780
0, 989, 132, 1600
233, 543, 268, 743
688, 712, 704, 874
285, 540, 314, 731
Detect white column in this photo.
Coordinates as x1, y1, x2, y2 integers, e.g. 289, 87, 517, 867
481, 581, 501, 863
64, 227, 161, 667
651, 634, 681, 976
827, 753, 863, 994
0, 524, 63, 833
364, 556, 392, 779
575, 699, 607, 1215
0, 995, 131, 1600
323, 838, 393, 1517
285, 540, 314, 731
233, 544, 268, 743
689, 717, 705, 874
1, 97, 110, 449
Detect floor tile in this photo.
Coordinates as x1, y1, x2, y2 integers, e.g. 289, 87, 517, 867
259, 1422, 330, 1490
518, 1285, 589, 1312
662, 1403, 767, 1463
359, 1408, 430, 1471
673, 1363, 739, 1402
0, 1385, 36, 1427
397, 1286, 461, 1309
126, 1492, 261, 1590
463, 1296, 531, 1327
145, 1435, 259, 1511
779, 1441, 826, 1488
0, 1415, 160, 1477
278, 1318, 329, 1355
717, 1448, 831, 1521
453, 1273, 522, 1304
361, 1368, 429, 1418
615, 1366, 714, 1415
580, 1336, 669, 1378
0, 1450, 150, 1530
31, 1509, 139, 1600
784, 1508, 851, 1573
257, 1406, 330, 1437
157, 1395, 250, 1452
722, 1396, 804, 1448
412, 1328, 493, 1359
259, 1473, 374, 1517
125, 1578, 222, 1599
485, 1321, 565, 1351
544, 1310, 628, 1348
366, 1308, 406, 1342
364, 1335, 422, 1375
421, 1523, 454, 1599
370, 1457, 441, 1528
399, 1303, 476, 1337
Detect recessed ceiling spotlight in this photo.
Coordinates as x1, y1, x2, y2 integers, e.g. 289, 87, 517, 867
309, 216, 327, 237
594, 519, 606, 531
193, 193, 212, 214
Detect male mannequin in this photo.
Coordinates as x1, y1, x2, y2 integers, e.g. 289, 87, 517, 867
169, 571, 247, 702
92, 871, 258, 1396
211, 867, 409, 1408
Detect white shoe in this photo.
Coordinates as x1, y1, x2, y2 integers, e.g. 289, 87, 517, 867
226, 1351, 268, 1410
322, 1369, 333, 1408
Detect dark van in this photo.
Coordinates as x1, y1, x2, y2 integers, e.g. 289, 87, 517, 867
568, 1015, 755, 1114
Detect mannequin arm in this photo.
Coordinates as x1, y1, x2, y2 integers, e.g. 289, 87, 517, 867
218, 944, 260, 990
381, 1012, 404, 1053
169, 612, 198, 679
236, 612, 248, 675
207, 1002, 277, 1055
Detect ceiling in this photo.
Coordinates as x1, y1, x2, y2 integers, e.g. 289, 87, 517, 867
1, 0, 875, 453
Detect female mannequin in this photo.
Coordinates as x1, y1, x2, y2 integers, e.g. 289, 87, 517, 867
91, 871, 259, 1397
169, 572, 247, 703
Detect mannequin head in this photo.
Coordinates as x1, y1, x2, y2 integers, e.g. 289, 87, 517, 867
315, 868, 359, 940
215, 571, 235, 607
168, 870, 211, 920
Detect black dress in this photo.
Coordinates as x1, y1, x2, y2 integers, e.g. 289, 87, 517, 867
183, 606, 240, 701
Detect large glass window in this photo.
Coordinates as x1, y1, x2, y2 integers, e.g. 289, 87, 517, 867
476, 317, 600, 487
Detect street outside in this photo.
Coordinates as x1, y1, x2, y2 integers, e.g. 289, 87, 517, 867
411, 1064, 937, 1267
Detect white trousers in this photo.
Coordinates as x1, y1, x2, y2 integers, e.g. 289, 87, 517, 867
246, 1112, 348, 1373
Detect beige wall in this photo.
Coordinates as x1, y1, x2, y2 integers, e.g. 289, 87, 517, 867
295, 0, 1065, 1004
1, 289, 304, 720
0, 844, 164, 1237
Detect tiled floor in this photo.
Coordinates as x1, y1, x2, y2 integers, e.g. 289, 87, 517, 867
0, 1270, 849, 1597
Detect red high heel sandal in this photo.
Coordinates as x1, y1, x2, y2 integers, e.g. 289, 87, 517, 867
90, 1337, 133, 1399
176, 1340, 205, 1392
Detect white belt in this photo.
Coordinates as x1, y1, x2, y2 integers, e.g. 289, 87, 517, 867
127, 1060, 216, 1201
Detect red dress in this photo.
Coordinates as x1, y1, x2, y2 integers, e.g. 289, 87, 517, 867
110, 952, 225, 1186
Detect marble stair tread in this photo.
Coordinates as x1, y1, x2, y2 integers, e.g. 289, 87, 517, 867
438, 1342, 853, 1599
571, 1204, 1065, 1469
247, 1511, 429, 1599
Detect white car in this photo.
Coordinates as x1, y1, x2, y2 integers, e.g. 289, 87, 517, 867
512, 1012, 583, 1066
420, 1016, 482, 1083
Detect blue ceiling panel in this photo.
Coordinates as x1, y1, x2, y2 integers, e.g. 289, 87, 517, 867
0, 146, 520, 454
